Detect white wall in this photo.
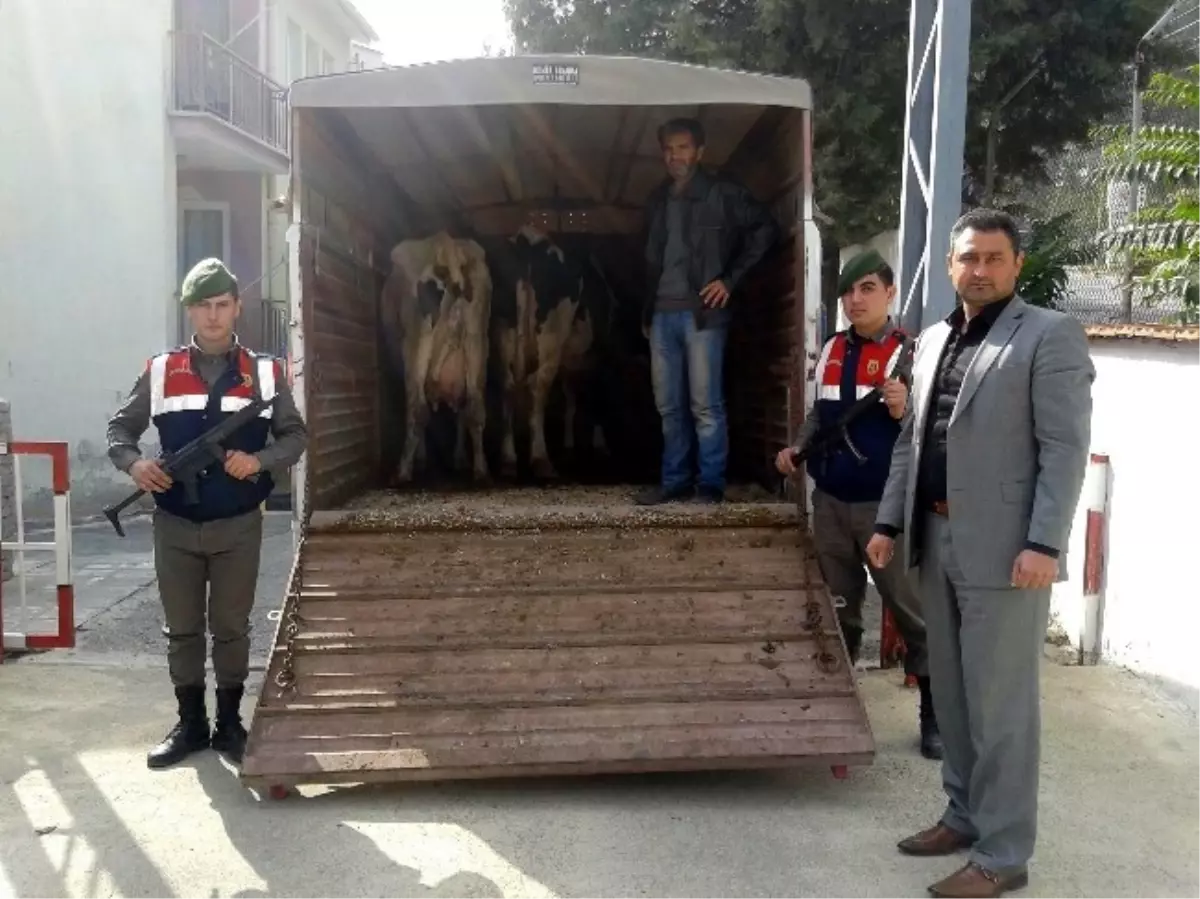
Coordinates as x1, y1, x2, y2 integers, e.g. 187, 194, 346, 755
1051, 337, 1200, 691
0, 0, 177, 518
272, 0, 361, 81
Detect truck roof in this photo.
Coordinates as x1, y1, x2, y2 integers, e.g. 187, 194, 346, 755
288, 53, 813, 110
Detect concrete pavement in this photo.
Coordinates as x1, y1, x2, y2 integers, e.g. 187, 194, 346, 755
0, 658, 1196, 898
1, 511, 1197, 897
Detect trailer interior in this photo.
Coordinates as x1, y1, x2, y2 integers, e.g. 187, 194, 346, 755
240, 57, 874, 795
285, 56, 817, 512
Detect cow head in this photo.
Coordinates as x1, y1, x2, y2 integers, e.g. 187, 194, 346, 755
427, 232, 474, 303
511, 224, 564, 264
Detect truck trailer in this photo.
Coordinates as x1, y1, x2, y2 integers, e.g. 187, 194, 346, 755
240, 54, 875, 797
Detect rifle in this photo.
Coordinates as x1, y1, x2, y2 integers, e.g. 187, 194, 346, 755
789, 335, 916, 470
103, 395, 269, 537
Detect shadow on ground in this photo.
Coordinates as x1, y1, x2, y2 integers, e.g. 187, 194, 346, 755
1, 660, 1195, 898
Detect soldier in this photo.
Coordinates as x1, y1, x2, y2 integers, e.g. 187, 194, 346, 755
776, 249, 941, 760
106, 258, 308, 769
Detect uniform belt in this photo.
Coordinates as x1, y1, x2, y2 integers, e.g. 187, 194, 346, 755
930, 500, 949, 517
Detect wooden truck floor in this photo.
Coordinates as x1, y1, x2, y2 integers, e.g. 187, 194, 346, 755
241, 488, 875, 795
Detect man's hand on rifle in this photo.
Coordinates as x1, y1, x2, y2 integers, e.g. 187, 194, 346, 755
224, 450, 262, 480
882, 377, 908, 420
775, 445, 801, 476
129, 459, 173, 494
866, 533, 895, 568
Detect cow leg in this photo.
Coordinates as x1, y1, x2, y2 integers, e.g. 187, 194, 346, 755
562, 380, 576, 452
497, 330, 519, 479
464, 326, 491, 484
529, 320, 569, 480
500, 388, 518, 478
594, 423, 609, 457
499, 386, 518, 479
396, 328, 434, 484
414, 411, 429, 474
397, 393, 428, 484
529, 367, 558, 479
453, 412, 470, 473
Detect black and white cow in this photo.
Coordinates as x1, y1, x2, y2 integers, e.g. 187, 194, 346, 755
380, 231, 492, 484
489, 225, 616, 479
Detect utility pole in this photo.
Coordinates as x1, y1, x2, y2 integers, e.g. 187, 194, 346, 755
896, 0, 973, 333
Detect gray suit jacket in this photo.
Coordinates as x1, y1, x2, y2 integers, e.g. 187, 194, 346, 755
876, 296, 1095, 588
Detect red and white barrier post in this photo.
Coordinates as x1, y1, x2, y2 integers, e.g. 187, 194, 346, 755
0, 440, 75, 662
1079, 452, 1110, 665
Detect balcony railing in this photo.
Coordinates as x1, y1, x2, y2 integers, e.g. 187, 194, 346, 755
170, 31, 289, 155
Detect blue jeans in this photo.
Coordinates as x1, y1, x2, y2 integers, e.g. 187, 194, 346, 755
650, 310, 729, 493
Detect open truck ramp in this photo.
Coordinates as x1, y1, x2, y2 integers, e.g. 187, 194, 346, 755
241, 490, 875, 795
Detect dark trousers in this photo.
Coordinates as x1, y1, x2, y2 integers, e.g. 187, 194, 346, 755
811, 488, 929, 676
153, 507, 263, 688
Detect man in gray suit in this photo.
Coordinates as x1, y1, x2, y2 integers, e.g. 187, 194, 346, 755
866, 208, 1094, 898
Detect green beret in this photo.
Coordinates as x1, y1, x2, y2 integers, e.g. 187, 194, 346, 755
180, 258, 238, 306
837, 248, 888, 296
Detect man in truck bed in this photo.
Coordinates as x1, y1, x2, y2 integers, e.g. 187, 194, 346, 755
636, 116, 778, 506
106, 258, 308, 770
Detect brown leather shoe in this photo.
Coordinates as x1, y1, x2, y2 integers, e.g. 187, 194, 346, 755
928, 862, 1029, 898
897, 823, 975, 856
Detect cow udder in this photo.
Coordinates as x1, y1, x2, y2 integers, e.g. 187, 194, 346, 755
428, 348, 466, 407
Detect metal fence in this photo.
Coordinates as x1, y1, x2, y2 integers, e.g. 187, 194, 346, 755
1003, 1, 1198, 326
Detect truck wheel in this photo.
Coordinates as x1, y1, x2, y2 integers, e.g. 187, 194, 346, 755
268, 784, 290, 800
830, 765, 849, 780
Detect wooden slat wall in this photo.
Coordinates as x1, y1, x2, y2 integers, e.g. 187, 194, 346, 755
295, 111, 393, 511
727, 237, 799, 481
723, 108, 807, 484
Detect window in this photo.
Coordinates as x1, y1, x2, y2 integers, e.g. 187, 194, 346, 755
287, 19, 335, 82
286, 19, 303, 84
305, 35, 321, 77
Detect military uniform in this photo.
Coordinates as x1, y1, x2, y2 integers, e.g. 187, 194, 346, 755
106, 259, 307, 768
790, 249, 941, 759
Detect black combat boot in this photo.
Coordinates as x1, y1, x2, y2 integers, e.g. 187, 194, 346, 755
840, 624, 864, 666
211, 684, 248, 764
917, 676, 944, 760
147, 685, 210, 770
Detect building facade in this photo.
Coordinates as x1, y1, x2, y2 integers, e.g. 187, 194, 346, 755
0, 0, 378, 518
